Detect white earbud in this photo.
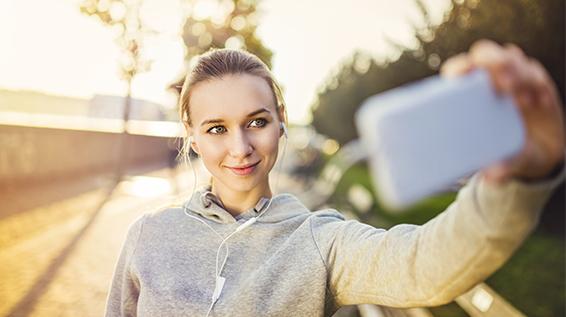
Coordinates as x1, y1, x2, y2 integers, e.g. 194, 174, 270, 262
280, 122, 288, 138
188, 136, 198, 156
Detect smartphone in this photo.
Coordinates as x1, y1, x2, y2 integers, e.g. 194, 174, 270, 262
355, 69, 525, 211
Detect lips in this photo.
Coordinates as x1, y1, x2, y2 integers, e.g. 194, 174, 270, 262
226, 161, 260, 176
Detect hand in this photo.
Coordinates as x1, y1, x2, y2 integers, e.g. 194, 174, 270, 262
440, 39, 565, 184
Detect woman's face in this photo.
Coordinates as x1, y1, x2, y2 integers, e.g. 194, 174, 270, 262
188, 73, 283, 195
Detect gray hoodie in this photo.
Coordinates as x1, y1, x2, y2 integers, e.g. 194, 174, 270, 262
105, 167, 564, 317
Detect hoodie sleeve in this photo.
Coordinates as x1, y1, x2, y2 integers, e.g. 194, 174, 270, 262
311, 163, 565, 308
104, 214, 146, 317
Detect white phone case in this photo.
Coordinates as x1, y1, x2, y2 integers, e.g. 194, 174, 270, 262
355, 69, 525, 211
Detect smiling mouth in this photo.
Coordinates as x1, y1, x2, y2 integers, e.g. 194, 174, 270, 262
226, 161, 260, 176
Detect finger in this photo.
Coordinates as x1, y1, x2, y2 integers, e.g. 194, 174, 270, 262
503, 43, 526, 59
469, 40, 506, 67
528, 58, 561, 110
525, 59, 549, 109
504, 44, 538, 110
440, 53, 473, 78
476, 42, 541, 112
469, 40, 512, 94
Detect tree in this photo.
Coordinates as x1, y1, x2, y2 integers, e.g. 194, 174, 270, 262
170, 0, 274, 95
311, 0, 565, 144
80, 0, 156, 183
80, 0, 155, 121
311, 51, 433, 144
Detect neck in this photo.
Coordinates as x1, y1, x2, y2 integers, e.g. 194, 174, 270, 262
211, 180, 272, 217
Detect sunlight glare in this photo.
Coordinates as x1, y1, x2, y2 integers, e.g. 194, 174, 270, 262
191, 22, 206, 36
322, 139, 340, 155
109, 2, 126, 21
225, 35, 245, 50
121, 176, 173, 198
192, 0, 218, 21
230, 15, 246, 31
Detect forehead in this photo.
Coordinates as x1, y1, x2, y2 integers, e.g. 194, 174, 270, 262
190, 74, 276, 124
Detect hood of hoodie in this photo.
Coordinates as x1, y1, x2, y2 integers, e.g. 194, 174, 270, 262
182, 185, 311, 224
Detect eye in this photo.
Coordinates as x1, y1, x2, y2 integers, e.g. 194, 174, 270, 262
249, 118, 267, 128
207, 125, 227, 134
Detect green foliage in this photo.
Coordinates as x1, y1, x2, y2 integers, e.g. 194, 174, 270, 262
486, 233, 565, 317
425, 0, 564, 98
80, 0, 274, 84
311, 52, 432, 144
170, 0, 274, 94
181, 0, 273, 67
311, 0, 565, 145
328, 162, 456, 226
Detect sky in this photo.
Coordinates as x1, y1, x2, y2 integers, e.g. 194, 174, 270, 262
0, 0, 451, 124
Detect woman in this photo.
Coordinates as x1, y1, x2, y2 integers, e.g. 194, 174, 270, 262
105, 40, 565, 317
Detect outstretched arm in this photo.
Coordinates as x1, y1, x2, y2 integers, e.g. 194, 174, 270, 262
311, 40, 565, 308
312, 166, 563, 307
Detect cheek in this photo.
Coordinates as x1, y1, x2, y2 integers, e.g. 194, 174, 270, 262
252, 128, 280, 156
197, 127, 280, 164
197, 139, 224, 164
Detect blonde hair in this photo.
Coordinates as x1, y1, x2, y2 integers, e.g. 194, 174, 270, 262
179, 48, 286, 129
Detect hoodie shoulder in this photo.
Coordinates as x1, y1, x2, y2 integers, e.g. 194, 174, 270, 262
307, 209, 348, 244
310, 208, 346, 220
139, 203, 187, 229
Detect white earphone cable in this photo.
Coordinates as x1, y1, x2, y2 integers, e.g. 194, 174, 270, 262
182, 124, 289, 317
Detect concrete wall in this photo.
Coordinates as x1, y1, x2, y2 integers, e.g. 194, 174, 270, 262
0, 124, 178, 187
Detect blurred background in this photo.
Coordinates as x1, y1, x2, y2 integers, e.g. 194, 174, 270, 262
0, 0, 563, 316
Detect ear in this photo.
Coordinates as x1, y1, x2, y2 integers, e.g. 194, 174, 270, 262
189, 138, 200, 155
186, 127, 200, 155
277, 104, 287, 127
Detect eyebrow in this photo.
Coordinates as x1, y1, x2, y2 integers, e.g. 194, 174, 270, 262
200, 107, 272, 127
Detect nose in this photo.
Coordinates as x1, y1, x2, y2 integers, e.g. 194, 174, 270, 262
227, 129, 253, 159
